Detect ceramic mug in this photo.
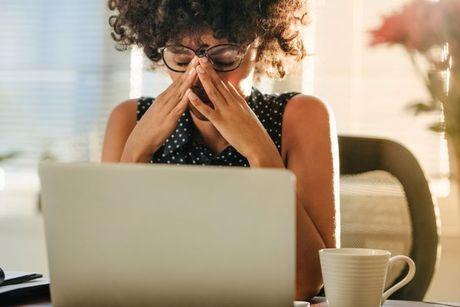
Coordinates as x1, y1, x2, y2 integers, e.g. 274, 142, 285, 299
319, 248, 416, 307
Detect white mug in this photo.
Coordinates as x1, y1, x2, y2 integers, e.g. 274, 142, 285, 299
319, 248, 416, 307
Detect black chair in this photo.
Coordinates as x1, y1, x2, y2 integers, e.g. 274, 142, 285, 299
336, 135, 440, 300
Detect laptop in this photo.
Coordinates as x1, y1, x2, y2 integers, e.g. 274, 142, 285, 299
39, 162, 307, 307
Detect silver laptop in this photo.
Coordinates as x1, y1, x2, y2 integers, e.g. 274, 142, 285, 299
39, 162, 303, 307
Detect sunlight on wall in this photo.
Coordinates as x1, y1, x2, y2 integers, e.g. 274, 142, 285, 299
130, 46, 144, 99
312, 0, 450, 197
301, 1, 316, 95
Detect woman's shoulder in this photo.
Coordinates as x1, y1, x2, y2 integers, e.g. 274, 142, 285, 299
284, 94, 332, 120
102, 98, 139, 162
284, 93, 332, 122
107, 96, 154, 127
282, 93, 335, 149
108, 98, 138, 124
105, 96, 154, 124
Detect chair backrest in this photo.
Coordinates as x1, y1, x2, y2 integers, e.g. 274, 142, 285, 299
338, 135, 440, 300
340, 170, 413, 290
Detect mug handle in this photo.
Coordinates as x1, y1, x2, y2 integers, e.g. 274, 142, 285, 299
381, 255, 416, 303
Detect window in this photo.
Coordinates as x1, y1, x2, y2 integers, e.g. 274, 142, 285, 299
0, 1, 131, 214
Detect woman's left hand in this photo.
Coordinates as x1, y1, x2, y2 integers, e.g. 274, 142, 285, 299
186, 57, 282, 166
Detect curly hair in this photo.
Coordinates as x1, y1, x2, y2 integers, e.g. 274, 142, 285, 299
108, 0, 310, 80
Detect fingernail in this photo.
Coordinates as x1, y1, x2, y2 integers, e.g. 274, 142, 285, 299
187, 91, 197, 100
196, 66, 205, 74
199, 57, 208, 63
192, 57, 198, 64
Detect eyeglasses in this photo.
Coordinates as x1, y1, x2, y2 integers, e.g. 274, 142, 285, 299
159, 43, 248, 73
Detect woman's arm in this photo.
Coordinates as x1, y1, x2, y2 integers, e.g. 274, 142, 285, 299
101, 99, 138, 162
282, 94, 339, 300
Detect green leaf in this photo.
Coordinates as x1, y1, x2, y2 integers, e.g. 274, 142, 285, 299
428, 122, 446, 133
40, 149, 58, 162
0, 150, 22, 163
406, 101, 438, 115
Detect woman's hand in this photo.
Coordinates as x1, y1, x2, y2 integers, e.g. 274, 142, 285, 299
186, 57, 284, 167
121, 57, 199, 163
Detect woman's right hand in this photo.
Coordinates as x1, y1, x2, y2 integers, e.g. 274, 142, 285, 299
121, 56, 199, 163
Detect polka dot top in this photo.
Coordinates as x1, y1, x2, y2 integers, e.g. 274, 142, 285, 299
136, 86, 300, 167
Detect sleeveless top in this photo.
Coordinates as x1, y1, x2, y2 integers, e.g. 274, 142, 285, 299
136, 86, 300, 167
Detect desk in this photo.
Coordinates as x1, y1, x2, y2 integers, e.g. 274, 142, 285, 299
8, 296, 460, 306
309, 297, 460, 307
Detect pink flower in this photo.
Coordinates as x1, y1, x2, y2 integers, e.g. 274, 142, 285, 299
369, 12, 407, 46
369, 0, 459, 53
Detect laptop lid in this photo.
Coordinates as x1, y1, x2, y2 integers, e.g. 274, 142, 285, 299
39, 162, 296, 307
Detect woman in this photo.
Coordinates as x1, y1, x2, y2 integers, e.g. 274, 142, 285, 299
102, 0, 339, 301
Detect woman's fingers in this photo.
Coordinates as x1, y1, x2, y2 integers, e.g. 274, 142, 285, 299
187, 89, 215, 120
178, 60, 198, 93
196, 59, 227, 108
226, 80, 247, 105
198, 58, 234, 103
171, 89, 191, 117
163, 57, 198, 110
163, 57, 197, 95
172, 57, 198, 89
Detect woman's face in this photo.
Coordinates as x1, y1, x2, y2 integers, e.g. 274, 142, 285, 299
165, 30, 258, 121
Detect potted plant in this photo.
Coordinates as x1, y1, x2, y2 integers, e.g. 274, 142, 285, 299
37, 149, 59, 212
369, 0, 460, 183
